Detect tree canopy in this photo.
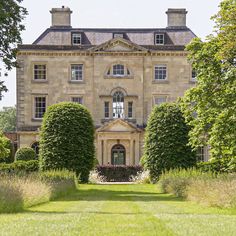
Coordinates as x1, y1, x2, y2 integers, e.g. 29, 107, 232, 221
0, 0, 27, 95
0, 107, 16, 132
181, 0, 236, 159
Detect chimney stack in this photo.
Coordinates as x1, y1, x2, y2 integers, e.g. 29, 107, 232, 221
166, 9, 187, 28
50, 6, 72, 28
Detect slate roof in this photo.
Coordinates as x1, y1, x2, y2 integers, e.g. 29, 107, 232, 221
28, 27, 196, 50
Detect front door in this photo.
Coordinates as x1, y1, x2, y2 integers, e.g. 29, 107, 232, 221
111, 144, 126, 165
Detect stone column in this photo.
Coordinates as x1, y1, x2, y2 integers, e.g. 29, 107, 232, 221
104, 139, 108, 164
135, 138, 140, 165
97, 139, 102, 165
129, 139, 133, 165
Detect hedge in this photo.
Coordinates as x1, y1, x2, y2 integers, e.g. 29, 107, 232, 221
96, 165, 143, 182
39, 102, 95, 183
0, 160, 39, 173
143, 103, 196, 181
15, 147, 36, 161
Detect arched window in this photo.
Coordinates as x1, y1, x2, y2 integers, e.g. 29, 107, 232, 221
31, 142, 39, 156
106, 64, 131, 77
111, 144, 126, 165
113, 91, 124, 118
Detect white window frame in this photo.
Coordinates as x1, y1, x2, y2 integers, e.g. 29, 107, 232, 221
34, 96, 46, 119
155, 34, 165, 45
33, 64, 47, 80
71, 64, 83, 81
154, 65, 167, 80
72, 33, 82, 45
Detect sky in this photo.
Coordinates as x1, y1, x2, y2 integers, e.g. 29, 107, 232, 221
0, 0, 222, 109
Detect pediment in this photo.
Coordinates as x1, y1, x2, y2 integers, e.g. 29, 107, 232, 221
90, 38, 148, 52
97, 119, 141, 133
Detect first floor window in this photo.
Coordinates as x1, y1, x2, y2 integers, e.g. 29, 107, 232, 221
104, 102, 109, 118
34, 97, 46, 118
154, 65, 167, 80
155, 34, 164, 45
154, 96, 167, 106
128, 102, 133, 118
114, 33, 124, 38
34, 64, 46, 80
72, 97, 83, 104
72, 33, 81, 45
71, 64, 83, 81
197, 146, 209, 162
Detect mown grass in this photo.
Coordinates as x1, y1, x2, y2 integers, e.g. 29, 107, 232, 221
0, 184, 235, 236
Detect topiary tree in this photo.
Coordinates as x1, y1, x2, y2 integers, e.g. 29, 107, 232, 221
39, 102, 95, 183
143, 103, 196, 181
15, 147, 36, 161
0, 132, 10, 163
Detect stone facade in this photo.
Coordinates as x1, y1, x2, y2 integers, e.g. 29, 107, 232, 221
16, 7, 196, 165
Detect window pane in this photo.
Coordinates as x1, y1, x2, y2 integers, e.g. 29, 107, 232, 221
72, 97, 83, 104
155, 65, 167, 80
35, 97, 46, 118
72, 33, 81, 45
113, 91, 124, 118
34, 65, 46, 80
113, 64, 124, 76
155, 34, 164, 45
104, 102, 109, 118
128, 102, 133, 118
154, 97, 167, 105
71, 64, 83, 81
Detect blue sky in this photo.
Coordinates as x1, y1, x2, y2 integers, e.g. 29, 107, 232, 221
0, 0, 222, 109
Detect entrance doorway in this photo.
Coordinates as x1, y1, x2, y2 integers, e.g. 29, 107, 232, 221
111, 144, 126, 165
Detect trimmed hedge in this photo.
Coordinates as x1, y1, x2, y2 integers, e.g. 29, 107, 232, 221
39, 102, 95, 183
15, 147, 36, 161
143, 103, 196, 181
0, 160, 39, 173
96, 165, 143, 182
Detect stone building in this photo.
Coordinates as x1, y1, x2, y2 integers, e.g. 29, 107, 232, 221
17, 6, 203, 165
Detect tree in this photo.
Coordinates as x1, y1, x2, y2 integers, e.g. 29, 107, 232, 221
143, 103, 196, 181
0, 132, 10, 163
15, 147, 36, 161
0, 0, 27, 94
39, 102, 95, 183
181, 0, 236, 160
0, 107, 16, 132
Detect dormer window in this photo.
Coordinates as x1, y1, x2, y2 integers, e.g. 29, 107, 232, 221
155, 34, 165, 45
113, 33, 124, 38
72, 33, 81, 45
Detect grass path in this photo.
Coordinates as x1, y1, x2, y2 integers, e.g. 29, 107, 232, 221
0, 184, 236, 236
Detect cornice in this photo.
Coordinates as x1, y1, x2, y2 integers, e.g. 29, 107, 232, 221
17, 50, 188, 57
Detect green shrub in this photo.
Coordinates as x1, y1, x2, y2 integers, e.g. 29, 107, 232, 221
15, 147, 36, 161
0, 160, 39, 173
143, 103, 196, 181
0, 133, 10, 163
39, 102, 95, 183
197, 157, 236, 173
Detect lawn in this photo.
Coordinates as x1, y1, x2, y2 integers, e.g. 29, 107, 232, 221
0, 184, 236, 236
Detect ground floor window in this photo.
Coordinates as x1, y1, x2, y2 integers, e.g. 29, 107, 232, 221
111, 144, 126, 165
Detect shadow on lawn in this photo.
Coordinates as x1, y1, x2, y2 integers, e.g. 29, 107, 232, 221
51, 188, 183, 203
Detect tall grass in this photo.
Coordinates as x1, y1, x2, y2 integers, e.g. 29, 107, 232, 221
0, 170, 77, 213
158, 169, 236, 208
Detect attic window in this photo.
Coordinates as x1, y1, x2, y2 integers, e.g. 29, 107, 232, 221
72, 33, 81, 45
114, 33, 124, 38
155, 34, 165, 45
